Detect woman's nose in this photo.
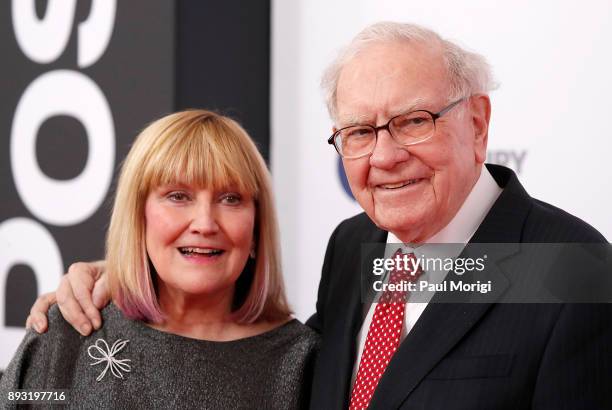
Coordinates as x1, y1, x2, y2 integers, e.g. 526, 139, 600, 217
189, 204, 220, 235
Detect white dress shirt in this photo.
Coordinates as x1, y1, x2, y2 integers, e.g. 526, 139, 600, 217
351, 165, 503, 386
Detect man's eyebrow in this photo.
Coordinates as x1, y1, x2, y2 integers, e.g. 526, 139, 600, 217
388, 97, 428, 117
336, 113, 372, 127
336, 97, 429, 127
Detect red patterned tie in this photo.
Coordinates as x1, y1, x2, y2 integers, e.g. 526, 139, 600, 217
349, 251, 422, 410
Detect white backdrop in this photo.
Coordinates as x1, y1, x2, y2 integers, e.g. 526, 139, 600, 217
272, 0, 612, 321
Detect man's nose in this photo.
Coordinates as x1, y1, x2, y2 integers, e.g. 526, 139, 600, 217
369, 129, 410, 169
189, 204, 220, 235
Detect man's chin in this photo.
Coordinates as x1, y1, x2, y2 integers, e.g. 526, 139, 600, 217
369, 211, 425, 242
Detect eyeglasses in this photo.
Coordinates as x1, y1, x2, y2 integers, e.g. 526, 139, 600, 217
328, 97, 466, 159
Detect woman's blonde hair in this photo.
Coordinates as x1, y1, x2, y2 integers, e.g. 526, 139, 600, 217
106, 110, 291, 323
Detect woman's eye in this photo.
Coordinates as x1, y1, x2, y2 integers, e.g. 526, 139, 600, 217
221, 193, 241, 205
167, 192, 190, 201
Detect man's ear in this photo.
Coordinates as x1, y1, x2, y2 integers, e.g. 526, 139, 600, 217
470, 94, 491, 163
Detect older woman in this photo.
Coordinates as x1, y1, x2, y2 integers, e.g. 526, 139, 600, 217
0, 110, 318, 409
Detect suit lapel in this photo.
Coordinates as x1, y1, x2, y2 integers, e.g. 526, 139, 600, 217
368, 164, 533, 409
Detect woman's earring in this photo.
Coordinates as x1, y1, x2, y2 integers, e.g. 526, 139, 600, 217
249, 243, 256, 259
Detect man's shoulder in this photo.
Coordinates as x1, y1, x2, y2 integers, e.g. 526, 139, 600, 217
486, 165, 606, 243
334, 212, 377, 235
321, 212, 381, 272
524, 197, 607, 243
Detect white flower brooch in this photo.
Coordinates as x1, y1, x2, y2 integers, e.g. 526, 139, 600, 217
87, 338, 132, 381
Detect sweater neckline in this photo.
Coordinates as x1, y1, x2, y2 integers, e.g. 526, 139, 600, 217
106, 304, 299, 347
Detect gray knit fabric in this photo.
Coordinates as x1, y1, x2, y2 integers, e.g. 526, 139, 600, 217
0, 304, 319, 409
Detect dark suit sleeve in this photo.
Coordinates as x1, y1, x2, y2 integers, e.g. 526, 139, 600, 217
532, 303, 612, 409
306, 223, 340, 334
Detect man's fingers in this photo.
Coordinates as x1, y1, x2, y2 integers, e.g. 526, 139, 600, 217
91, 260, 107, 280
69, 265, 102, 330
56, 276, 93, 336
27, 312, 50, 333
26, 292, 56, 333
92, 274, 111, 311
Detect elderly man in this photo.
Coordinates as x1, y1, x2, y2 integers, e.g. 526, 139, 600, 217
304, 22, 611, 410
27, 22, 610, 409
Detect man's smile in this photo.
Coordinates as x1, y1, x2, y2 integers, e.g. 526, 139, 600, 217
377, 178, 427, 189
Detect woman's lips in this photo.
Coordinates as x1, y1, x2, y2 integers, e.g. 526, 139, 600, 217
177, 247, 225, 263
178, 247, 224, 256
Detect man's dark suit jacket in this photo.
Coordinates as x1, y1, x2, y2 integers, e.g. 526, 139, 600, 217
306, 164, 611, 409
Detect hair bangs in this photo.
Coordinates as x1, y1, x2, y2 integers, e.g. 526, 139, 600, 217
140, 120, 259, 199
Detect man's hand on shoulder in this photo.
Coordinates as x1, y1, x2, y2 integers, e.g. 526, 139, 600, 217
26, 260, 110, 336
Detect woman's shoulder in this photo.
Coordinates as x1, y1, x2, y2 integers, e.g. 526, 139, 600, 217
279, 319, 320, 342
251, 318, 320, 354
0, 305, 88, 391
44, 303, 129, 346
45, 303, 121, 334
43, 304, 84, 342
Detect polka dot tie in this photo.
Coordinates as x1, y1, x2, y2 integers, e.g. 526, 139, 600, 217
349, 251, 422, 410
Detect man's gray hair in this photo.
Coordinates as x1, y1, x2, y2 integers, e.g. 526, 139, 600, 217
321, 21, 497, 121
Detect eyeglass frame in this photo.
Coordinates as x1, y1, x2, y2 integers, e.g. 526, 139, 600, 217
327, 97, 467, 159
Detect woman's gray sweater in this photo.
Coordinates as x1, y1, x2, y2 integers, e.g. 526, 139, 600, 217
0, 304, 319, 409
